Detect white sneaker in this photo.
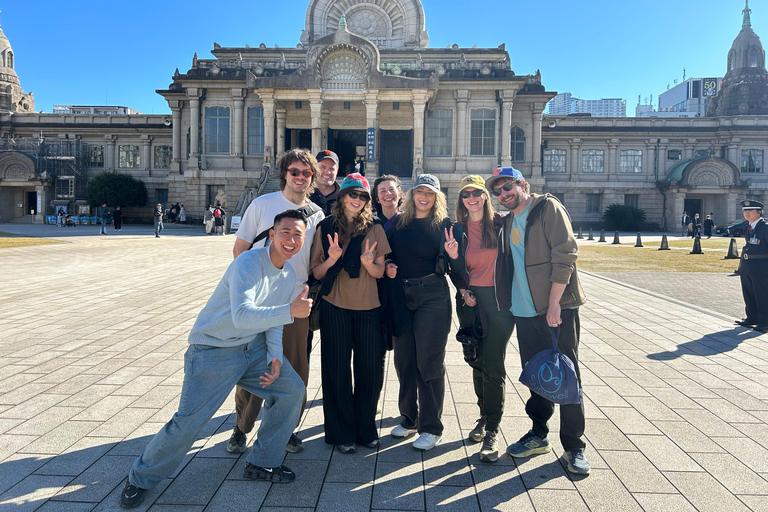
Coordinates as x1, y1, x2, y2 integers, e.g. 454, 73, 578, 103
412, 433, 442, 451
390, 425, 418, 438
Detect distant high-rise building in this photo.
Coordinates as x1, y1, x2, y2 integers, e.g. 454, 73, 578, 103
52, 105, 142, 115
547, 92, 626, 117
657, 78, 721, 116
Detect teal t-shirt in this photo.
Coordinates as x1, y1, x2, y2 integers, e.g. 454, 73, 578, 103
510, 203, 538, 317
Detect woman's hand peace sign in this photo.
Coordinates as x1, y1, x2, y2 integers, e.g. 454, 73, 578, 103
327, 233, 342, 262
360, 238, 378, 267
444, 226, 459, 259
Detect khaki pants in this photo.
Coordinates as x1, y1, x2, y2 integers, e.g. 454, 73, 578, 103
235, 317, 309, 433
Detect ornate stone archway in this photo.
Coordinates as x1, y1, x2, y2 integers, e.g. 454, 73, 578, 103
0, 151, 36, 180
680, 157, 738, 188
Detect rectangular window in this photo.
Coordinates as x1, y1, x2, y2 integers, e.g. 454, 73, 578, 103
511, 127, 525, 162
393, 102, 400, 110
543, 148, 566, 173
742, 149, 764, 173
156, 189, 168, 207
154, 145, 172, 169
425, 109, 452, 157
695, 149, 709, 158
89, 145, 104, 167
624, 194, 639, 209
118, 145, 140, 168
619, 149, 642, 173
581, 149, 604, 173
586, 194, 602, 214
247, 107, 265, 155
343, 101, 351, 110
205, 107, 230, 155
668, 149, 683, 160
470, 109, 496, 156
295, 101, 303, 109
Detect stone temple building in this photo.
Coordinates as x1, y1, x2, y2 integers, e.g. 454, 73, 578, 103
0, 0, 766, 230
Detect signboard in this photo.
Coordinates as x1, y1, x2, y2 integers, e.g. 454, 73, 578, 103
36, 194, 41, 214
367, 128, 375, 162
703, 78, 718, 97
230, 216, 242, 231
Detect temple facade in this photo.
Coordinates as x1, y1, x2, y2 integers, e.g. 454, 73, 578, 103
0, 0, 766, 230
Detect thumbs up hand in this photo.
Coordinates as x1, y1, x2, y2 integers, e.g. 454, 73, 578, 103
290, 285, 313, 318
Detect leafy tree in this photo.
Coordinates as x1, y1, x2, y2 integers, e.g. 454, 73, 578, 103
86, 172, 148, 208
603, 204, 647, 231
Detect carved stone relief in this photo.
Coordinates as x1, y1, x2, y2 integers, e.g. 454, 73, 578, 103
347, 9, 388, 38
0, 152, 36, 180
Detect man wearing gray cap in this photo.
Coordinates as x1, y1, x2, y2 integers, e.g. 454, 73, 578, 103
153, 203, 164, 238
736, 200, 768, 333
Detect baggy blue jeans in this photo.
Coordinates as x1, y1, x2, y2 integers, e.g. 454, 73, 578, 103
128, 340, 304, 489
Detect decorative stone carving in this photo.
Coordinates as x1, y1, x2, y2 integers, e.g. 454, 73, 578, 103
689, 170, 720, 186
0, 152, 36, 180
322, 50, 366, 81
347, 9, 388, 38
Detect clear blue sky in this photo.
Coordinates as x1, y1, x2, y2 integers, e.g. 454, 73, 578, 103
3, 0, 752, 115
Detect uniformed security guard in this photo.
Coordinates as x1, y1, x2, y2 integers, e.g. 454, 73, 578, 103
736, 200, 768, 333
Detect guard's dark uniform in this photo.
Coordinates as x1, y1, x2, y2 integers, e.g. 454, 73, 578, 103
739, 204, 768, 331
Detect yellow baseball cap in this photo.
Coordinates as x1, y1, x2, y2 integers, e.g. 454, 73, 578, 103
458, 175, 487, 193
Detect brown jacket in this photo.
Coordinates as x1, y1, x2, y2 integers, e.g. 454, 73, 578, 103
501, 193, 586, 315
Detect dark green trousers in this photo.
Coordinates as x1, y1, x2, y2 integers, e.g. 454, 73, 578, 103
457, 286, 515, 432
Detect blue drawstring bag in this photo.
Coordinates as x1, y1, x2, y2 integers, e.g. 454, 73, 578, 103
519, 326, 581, 405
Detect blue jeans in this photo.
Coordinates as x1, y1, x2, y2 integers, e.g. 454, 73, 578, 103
128, 341, 304, 489
100, 221, 107, 234
154, 221, 163, 236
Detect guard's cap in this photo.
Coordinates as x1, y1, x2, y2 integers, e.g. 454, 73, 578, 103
742, 200, 764, 210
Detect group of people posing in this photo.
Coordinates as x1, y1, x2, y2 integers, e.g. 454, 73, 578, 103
119, 148, 590, 509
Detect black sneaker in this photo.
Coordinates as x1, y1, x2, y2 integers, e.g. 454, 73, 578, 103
243, 462, 296, 483
119, 480, 146, 509
285, 433, 305, 453
479, 430, 499, 463
468, 416, 486, 443
226, 426, 247, 454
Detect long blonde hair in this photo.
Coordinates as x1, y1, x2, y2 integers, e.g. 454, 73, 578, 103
455, 191, 497, 249
331, 192, 374, 245
397, 187, 448, 230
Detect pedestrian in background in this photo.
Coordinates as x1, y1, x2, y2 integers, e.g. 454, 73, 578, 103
703, 215, 715, 238
113, 206, 123, 231
99, 202, 108, 235
154, 203, 164, 238
204, 205, 214, 235
179, 204, 186, 224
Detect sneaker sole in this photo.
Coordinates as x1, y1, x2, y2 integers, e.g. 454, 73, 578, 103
507, 444, 552, 458
413, 437, 443, 451
561, 454, 591, 475
285, 444, 305, 454
479, 451, 499, 463
243, 469, 296, 483
468, 431, 484, 443
226, 444, 246, 454
391, 430, 418, 439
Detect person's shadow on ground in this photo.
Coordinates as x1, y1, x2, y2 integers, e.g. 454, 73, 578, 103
647, 326, 763, 361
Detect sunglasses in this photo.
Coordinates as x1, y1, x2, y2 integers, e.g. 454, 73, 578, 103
460, 189, 485, 199
347, 191, 370, 201
287, 168, 313, 178
491, 182, 517, 197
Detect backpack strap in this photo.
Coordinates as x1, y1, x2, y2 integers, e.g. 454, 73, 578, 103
252, 202, 322, 246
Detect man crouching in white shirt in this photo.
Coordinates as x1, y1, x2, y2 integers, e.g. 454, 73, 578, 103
119, 210, 313, 509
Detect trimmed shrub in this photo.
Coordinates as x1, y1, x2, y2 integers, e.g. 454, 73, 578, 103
86, 172, 148, 208
603, 204, 647, 231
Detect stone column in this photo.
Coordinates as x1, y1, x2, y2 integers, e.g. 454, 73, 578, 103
276, 108, 287, 157
141, 135, 152, 175
684, 138, 696, 161
455, 90, 470, 172
365, 90, 379, 176
169, 100, 182, 174
231, 89, 245, 158
105, 135, 116, 171
728, 140, 740, 167
187, 88, 200, 170
412, 90, 429, 177
607, 138, 619, 175
258, 90, 275, 166
658, 140, 668, 178
531, 102, 544, 177
308, 89, 323, 155
644, 140, 655, 178
321, 109, 330, 151
500, 90, 514, 167
569, 139, 581, 179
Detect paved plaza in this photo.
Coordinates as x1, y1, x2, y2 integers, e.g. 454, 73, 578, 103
2, 224, 768, 511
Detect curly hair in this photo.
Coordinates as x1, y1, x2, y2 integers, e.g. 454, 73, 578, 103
331, 192, 375, 245
277, 148, 318, 197
455, 190, 497, 249
372, 175, 404, 214
397, 187, 448, 230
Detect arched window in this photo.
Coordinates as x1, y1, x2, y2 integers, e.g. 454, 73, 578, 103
729, 52, 735, 71
7, 52, 13, 70
511, 126, 525, 162
750, 48, 760, 67
320, 50, 366, 90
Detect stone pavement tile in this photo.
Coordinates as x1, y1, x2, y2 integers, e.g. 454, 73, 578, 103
0, 475, 73, 512
89, 407, 158, 438
8, 406, 85, 438
471, 465, 533, 512
145, 505, 204, 511
527, 489, 589, 512
1, 382, 59, 405
647, 386, 701, 409
89, 477, 173, 512
652, 420, 725, 453
0, 417, 24, 435
584, 419, 634, 451
737, 496, 768, 511
325, 449, 377, 483
260, 509, 314, 512
674, 408, 742, 437
54, 455, 134, 502
713, 437, 768, 473
691, 452, 768, 494
513, 451, 574, 490
666, 377, 720, 399
425, 484, 479, 511
203, 479, 270, 511
631, 492, 698, 511
72, 395, 139, 422
32, 362, 89, 385
423, 432, 472, 487
626, 435, 702, 471
262, 460, 327, 508
664, 471, 750, 512
36, 436, 119, 477
376, 432, 423, 464
155, 457, 236, 506
714, 387, 768, 410
622, 369, 668, 388
584, 385, 630, 408
371, 461, 424, 511
599, 377, 651, 397
316, 482, 373, 512
36, 501, 96, 511
112, 376, 168, 397
571, 468, 642, 512
135, 385, 182, 409
283, 429, 334, 463
0, 453, 51, 494
601, 407, 661, 435
59, 384, 121, 408
196, 421, 239, 460
624, 396, 681, 421
600, 450, 676, 493
46, 375, 103, 396
15, 421, 99, 456
721, 379, 768, 400
694, 397, 762, 424
106, 422, 164, 456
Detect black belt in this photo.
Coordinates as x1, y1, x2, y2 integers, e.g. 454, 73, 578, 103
743, 253, 768, 260
401, 273, 440, 284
